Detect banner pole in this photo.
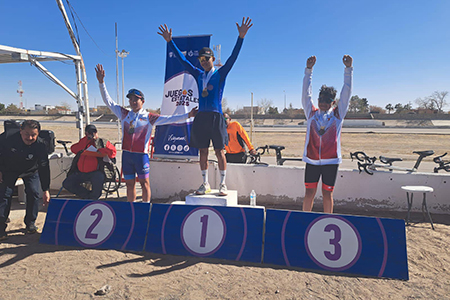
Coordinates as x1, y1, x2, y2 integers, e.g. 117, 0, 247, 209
250, 92, 253, 143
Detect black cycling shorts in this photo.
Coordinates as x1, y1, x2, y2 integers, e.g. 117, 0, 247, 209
189, 111, 228, 149
304, 163, 339, 191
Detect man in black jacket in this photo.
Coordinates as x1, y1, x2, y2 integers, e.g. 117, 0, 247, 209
0, 120, 51, 240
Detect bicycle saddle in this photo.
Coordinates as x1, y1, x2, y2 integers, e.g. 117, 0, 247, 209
379, 156, 402, 165
57, 140, 72, 145
269, 145, 285, 151
413, 150, 435, 157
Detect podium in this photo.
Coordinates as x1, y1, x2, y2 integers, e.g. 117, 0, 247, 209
184, 190, 238, 206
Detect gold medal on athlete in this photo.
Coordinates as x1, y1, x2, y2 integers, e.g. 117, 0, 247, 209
319, 126, 325, 135
128, 120, 135, 134
201, 88, 209, 97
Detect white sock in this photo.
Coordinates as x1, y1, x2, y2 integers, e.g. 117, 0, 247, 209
202, 170, 208, 184
220, 170, 226, 185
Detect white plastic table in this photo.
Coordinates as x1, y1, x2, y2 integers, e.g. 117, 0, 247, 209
401, 185, 434, 230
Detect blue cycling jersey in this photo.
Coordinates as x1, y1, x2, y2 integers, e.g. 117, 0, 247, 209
168, 37, 244, 114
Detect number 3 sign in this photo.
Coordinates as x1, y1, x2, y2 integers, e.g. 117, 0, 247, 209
264, 209, 408, 280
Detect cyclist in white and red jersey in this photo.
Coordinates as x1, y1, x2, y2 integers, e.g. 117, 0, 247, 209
302, 55, 353, 213
95, 64, 197, 203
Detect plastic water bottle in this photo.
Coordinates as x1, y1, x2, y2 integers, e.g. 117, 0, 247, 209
250, 190, 256, 206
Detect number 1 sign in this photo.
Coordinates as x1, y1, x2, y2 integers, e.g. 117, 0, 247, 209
264, 209, 408, 280
145, 204, 264, 263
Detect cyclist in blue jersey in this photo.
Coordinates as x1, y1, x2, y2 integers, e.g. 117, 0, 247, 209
158, 17, 253, 196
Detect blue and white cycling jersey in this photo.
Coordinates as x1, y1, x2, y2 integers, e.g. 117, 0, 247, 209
99, 82, 189, 153
168, 37, 244, 114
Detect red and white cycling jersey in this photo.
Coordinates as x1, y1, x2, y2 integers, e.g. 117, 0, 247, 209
99, 82, 189, 153
302, 67, 353, 165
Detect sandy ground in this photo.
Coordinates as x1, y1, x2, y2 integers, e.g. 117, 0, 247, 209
1, 122, 450, 299
1, 210, 449, 300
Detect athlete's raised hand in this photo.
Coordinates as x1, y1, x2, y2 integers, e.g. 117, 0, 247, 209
188, 107, 199, 118
306, 56, 316, 69
95, 64, 105, 83
158, 24, 173, 42
343, 55, 353, 68
237, 17, 253, 39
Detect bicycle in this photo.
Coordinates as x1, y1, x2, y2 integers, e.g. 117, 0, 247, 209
255, 145, 303, 166
244, 150, 268, 166
433, 153, 450, 173
350, 150, 435, 175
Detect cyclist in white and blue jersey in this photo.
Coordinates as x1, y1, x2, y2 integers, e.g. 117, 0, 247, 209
95, 64, 197, 203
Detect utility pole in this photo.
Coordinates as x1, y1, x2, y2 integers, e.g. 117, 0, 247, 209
284, 90, 286, 111
115, 23, 120, 106
118, 49, 129, 106
250, 92, 254, 143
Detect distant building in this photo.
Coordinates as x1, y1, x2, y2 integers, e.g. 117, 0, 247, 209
96, 105, 111, 114
242, 106, 261, 114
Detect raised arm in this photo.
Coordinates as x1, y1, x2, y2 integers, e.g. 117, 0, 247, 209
343, 54, 353, 68
95, 64, 105, 84
302, 56, 316, 118
157, 24, 172, 42
158, 24, 200, 77
338, 55, 353, 118
95, 64, 124, 118
236, 17, 253, 39
306, 55, 316, 70
219, 18, 253, 76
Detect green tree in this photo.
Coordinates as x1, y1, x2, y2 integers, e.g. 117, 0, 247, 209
267, 106, 279, 114
385, 103, 393, 114
394, 103, 404, 114
349, 95, 369, 113
5, 103, 21, 114
0, 103, 5, 114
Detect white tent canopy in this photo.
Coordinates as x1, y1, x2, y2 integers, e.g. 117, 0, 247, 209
0, 44, 87, 138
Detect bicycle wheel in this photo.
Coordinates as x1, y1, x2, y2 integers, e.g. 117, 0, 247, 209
103, 166, 121, 193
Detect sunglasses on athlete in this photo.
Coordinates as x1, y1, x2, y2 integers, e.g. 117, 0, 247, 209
198, 56, 211, 63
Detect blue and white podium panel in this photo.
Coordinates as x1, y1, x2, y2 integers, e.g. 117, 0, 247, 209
264, 209, 408, 280
145, 204, 264, 263
40, 199, 150, 251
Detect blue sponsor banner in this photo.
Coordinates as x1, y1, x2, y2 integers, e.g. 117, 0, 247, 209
153, 35, 211, 159
40, 199, 150, 251
264, 209, 409, 280
145, 203, 264, 263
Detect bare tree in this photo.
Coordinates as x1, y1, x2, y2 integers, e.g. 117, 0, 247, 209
257, 98, 273, 114
428, 91, 448, 113
221, 97, 228, 113
60, 101, 72, 111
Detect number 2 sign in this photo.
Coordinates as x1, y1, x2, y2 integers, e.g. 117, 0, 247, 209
74, 202, 116, 247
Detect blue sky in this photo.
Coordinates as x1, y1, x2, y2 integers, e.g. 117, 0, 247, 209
1, 0, 449, 112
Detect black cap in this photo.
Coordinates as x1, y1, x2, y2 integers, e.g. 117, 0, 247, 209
126, 88, 144, 99
85, 124, 97, 133
199, 47, 214, 58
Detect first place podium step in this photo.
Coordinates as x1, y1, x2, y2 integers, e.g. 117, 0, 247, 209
185, 189, 238, 206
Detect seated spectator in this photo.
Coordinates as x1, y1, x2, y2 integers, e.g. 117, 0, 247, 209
224, 113, 257, 163
63, 124, 116, 200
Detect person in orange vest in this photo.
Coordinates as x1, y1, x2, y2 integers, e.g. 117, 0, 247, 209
223, 113, 257, 163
